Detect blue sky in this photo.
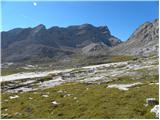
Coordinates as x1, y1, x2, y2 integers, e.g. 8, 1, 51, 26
1, 1, 159, 40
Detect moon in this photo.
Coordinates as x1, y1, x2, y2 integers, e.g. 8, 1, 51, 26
33, 2, 37, 6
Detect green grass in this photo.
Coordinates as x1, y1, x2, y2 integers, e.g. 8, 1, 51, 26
1, 68, 38, 76
107, 76, 139, 84
110, 55, 137, 62
1, 82, 158, 119
1, 69, 20, 76
133, 68, 159, 83
1, 55, 158, 119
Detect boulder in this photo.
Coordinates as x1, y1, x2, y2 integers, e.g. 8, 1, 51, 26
9, 95, 19, 99
51, 101, 59, 107
42, 95, 49, 98
150, 105, 159, 118
146, 98, 159, 105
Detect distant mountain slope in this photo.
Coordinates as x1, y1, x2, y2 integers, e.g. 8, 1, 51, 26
111, 19, 159, 56
1, 24, 121, 62
81, 42, 110, 56
2, 19, 158, 63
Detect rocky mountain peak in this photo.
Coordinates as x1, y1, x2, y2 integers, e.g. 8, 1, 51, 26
111, 18, 159, 56
98, 26, 110, 33
32, 24, 46, 33
34, 24, 46, 29
78, 23, 94, 29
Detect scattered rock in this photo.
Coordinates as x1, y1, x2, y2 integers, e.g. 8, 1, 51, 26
107, 82, 142, 91
149, 82, 159, 85
2, 56, 158, 94
29, 97, 33, 100
67, 94, 71, 96
73, 97, 77, 100
39, 77, 64, 88
146, 98, 158, 105
64, 94, 71, 97
51, 101, 59, 107
42, 95, 49, 98
150, 105, 159, 118
144, 104, 148, 107
9, 95, 19, 99
14, 112, 21, 116
57, 90, 64, 93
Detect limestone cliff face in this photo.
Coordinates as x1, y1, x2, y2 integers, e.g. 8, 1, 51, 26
111, 19, 159, 56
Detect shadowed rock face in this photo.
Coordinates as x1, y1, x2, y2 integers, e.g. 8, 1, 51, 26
1, 24, 121, 62
111, 19, 159, 56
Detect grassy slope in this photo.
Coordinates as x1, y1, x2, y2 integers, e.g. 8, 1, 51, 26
1, 56, 158, 119
1, 82, 158, 119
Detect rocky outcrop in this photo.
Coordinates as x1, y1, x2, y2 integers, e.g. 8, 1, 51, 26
111, 19, 159, 56
151, 105, 159, 118
81, 42, 110, 56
